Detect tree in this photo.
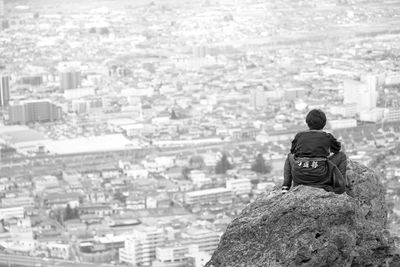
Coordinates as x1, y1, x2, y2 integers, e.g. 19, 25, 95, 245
215, 154, 233, 174
64, 204, 74, 221
170, 109, 178, 120
189, 155, 205, 169
100, 27, 110, 35
73, 207, 79, 219
114, 191, 126, 203
251, 153, 272, 174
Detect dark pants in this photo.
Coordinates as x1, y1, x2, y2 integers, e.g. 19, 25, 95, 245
283, 152, 347, 189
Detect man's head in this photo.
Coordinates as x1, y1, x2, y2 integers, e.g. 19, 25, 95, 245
306, 109, 326, 130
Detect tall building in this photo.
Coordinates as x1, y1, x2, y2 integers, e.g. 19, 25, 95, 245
0, 0, 4, 17
60, 70, 81, 91
361, 74, 377, 110
250, 86, 266, 110
343, 79, 363, 105
192, 45, 209, 58
119, 227, 166, 266
343, 76, 377, 113
9, 99, 63, 124
0, 75, 10, 107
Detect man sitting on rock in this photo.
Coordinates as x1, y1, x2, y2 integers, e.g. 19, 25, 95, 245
282, 109, 347, 194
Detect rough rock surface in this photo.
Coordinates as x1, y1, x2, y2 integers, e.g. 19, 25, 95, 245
206, 161, 400, 267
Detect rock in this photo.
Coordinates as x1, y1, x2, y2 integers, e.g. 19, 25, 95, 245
206, 161, 400, 267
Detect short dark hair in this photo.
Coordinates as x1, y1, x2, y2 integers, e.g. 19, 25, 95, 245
306, 109, 326, 130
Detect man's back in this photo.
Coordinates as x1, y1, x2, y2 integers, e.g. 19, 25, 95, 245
290, 130, 341, 158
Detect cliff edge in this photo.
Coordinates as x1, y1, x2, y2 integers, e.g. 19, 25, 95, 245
205, 161, 400, 267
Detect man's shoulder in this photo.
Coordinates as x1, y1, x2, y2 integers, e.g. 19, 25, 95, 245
296, 130, 332, 137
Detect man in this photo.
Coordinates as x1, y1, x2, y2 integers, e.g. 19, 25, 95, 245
282, 109, 347, 194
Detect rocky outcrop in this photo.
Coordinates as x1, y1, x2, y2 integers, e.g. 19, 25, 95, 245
206, 161, 400, 267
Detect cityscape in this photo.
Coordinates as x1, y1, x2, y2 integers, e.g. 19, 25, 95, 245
0, 0, 400, 266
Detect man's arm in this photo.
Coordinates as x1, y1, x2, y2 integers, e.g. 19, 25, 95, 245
282, 154, 292, 193
328, 133, 341, 153
290, 133, 299, 154
283, 134, 298, 193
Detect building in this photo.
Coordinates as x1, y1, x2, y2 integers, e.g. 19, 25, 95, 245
188, 170, 212, 188
184, 188, 233, 205
192, 45, 209, 58
186, 251, 211, 267
153, 244, 199, 267
343, 76, 377, 113
58, 61, 82, 91
329, 103, 357, 118
0, 0, 4, 17
358, 108, 385, 123
0, 206, 24, 220
385, 74, 400, 86
63, 87, 95, 99
182, 228, 220, 254
226, 178, 252, 195
328, 119, 357, 129
21, 75, 43, 86
60, 70, 81, 91
119, 227, 166, 266
1, 196, 34, 208
384, 108, 400, 122
43, 192, 80, 209
47, 243, 70, 259
71, 100, 88, 114
33, 175, 59, 192
250, 86, 266, 110
283, 88, 305, 101
360, 74, 377, 111
343, 79, 363, 105
9, 99, 63, 124
0, 75, 10, 107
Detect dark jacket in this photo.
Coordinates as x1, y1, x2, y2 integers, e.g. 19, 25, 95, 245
284, 130, 346, 193
290, 130, 341, 158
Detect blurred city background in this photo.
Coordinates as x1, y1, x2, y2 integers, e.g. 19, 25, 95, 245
0, 0, 399, 266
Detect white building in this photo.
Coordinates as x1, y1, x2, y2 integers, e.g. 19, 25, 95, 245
153, 244, 199, 267
182, 228, 221, 254
384, 108, 400, 122
0, 206, 24, 220
1, 196, 34, 208
47, 243, 70, 259
226, 178, 252, 195
329, 103, 357, 118
359, 108, 385, 123
119, 227, 166, 266
33, 175, 59, 192
189, 170, 212, 188
385, 74, 400, 86
124, 166, 149, 179
250, 86, 266, 110
184, 188, 233, 205
63, 87, 95, 99
187, 251, 211, 267
360, 74, 377, 111
343, 75, 377, 113
328, 119, 357, 129
343, 79, 363, 105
